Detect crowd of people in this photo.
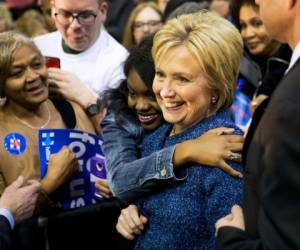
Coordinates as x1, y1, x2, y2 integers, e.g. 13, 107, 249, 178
0, 0, 299, 249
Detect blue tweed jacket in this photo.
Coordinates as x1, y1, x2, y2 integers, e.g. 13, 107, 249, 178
134, 110, 243, 250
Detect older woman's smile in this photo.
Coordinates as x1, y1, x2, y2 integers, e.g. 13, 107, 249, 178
153, 45, 214, 134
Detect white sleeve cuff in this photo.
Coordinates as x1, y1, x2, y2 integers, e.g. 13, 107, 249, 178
0, 208, 15, 229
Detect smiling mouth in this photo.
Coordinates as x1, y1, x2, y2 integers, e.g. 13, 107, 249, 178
164, 102, 184, 112
137, 113, 159, 125
248, 42, 260, 49
26, 84, 46, 95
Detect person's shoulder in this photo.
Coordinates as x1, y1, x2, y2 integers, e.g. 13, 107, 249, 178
34, 31, 61, 54
101, 29, 128, 56
34, 31, 60, 44
103, 110, 143, 139
195, 109, 243, 136
272, 58, 300, 101
143, 123, 169, 142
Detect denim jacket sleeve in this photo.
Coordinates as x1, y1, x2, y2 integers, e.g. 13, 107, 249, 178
101, 112, 187, 203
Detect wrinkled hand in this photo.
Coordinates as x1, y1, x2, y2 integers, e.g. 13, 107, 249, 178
190, 127, 244, 177
47, 68, 98, 107
41, 146, 78, 194
95, 179, 112, 199
116, 205, 148, 240
0, 176, 40, 224
215, 205, 245, 235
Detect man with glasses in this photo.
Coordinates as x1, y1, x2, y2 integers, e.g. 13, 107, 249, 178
35, 0, 128, 117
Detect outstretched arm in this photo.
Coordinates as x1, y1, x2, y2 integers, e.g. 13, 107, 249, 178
0, 176, 40, 225
102, 113, 243, 202
173, 127, 243, 177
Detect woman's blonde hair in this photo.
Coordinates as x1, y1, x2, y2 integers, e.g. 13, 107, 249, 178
152, 10, 243, 111
122, 2, 162, 49
15, 9, 49, 37
0, 31, 41, 97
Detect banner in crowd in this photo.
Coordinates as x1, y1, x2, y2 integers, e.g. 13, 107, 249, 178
231, 78, 252, 130
38, 129, 106, 210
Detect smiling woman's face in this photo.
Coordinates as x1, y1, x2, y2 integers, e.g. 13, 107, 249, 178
153, 45, 215, 134
239, 4, 279, 57
127, 69, 163, 131
4, 44, 48, 108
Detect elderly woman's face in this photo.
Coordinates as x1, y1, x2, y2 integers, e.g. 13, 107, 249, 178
4, 44, 48, 107
153, 45, 215, 134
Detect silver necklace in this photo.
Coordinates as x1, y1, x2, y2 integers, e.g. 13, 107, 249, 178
13, 103, 51, 130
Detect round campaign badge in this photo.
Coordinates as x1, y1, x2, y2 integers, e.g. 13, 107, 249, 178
4, 133, 27, 155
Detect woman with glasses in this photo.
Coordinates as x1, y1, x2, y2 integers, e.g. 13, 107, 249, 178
122, 2, 162, 49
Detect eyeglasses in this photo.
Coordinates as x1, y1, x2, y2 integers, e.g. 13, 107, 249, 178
133, 20, 162, 30
54, 10, 97, 26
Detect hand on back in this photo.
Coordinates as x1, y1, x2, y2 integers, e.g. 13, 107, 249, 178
188, 127, 244, 178
0, 176, 40, 224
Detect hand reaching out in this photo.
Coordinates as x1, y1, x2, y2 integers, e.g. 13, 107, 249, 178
0, 176, 41, 224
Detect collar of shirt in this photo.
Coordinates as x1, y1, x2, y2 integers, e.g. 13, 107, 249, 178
286, 42, 300, 74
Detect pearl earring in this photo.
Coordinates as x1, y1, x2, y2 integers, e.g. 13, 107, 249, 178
212, 96, 217, 104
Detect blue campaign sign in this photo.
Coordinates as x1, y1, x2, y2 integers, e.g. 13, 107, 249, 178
38, 129, 107, 210
231, 88, 252, 127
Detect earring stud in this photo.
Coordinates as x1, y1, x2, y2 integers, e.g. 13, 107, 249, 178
212, 96, 217, 104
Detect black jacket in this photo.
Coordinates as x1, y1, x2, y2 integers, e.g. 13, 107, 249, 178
105, 0, 135, 42
256, 44, 292, 96
0, 215, 11, 250
217, 58, 300, 249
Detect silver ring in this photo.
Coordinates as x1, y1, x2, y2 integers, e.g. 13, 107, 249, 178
228, 152, 239, 161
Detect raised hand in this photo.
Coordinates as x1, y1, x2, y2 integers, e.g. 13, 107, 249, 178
47, 68, 98, 108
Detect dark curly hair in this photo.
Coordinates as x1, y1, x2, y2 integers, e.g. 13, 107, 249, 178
103, 35, 155, 124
